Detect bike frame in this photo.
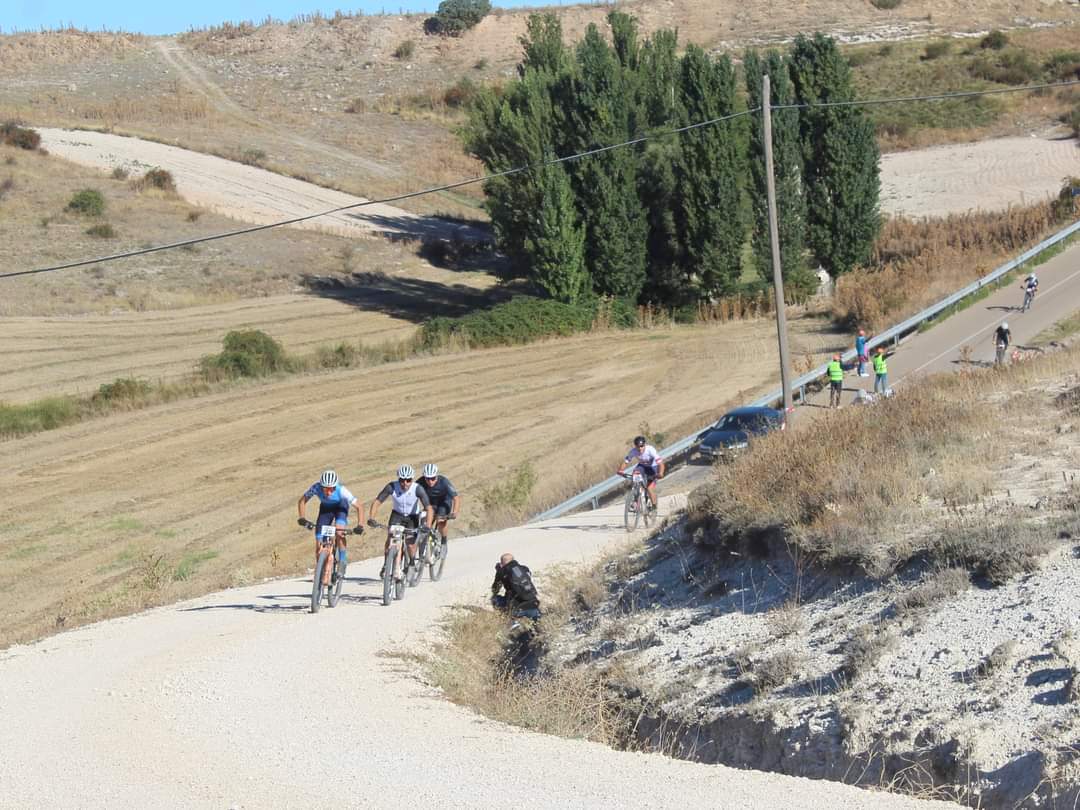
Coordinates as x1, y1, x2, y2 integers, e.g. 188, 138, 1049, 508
316, 524, 347, 586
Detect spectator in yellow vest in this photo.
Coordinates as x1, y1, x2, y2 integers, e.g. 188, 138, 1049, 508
873, 347, 888, 395
827, 354, 844, 409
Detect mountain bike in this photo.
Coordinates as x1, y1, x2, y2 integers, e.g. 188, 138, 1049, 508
370, 522, 422, 606
418, 517, 450, 582
308, 523, 348, 614
1021, 285, 1036, 313
622, 470, 655, 532
996, 340, 1008, 366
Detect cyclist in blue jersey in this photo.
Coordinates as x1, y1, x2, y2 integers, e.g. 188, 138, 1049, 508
297, 470, 364, 566
616, 435, 666, 511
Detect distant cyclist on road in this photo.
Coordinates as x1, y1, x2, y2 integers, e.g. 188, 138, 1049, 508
994, 322, 1012, 366
418, 463, 459, 547
297, 470, 364, 566
368, 464, 434, 568
1021, 273, 1039, 312
617, 435, 665, 511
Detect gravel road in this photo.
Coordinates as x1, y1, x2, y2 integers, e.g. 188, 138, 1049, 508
0, 498, 958, 809
36, 128, 485, 242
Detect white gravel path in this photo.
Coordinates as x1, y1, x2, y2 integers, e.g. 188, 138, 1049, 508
36, 128, 484, 242
0, 498, 958, 809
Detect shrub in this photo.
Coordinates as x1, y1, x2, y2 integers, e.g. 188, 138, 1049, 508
443, 76, 479, 108
132, 167, 176, 193
424, 0, 491, 36
199, 329, 289, 380
186, 210, 202, 222
85, 223, 117, 238
0, 122, 41, 150
980, 30, 1009, 50
0, 397, 79, 438
969, 50, 1042, 85
110, 166, 130, 180
315, 342, 358, 369
419, 296, 602, 350
922, 41, 951, 61
67, 188, 105, 216
238, 148, 266, 166
869, 0, 901, 8
0, 176, 13, 200
1051, 176, 1080, 221
91, 377, 152, 406
393, 39, 415, 60
1070, 104, 1080, 137
479, 461, 537, 513
1045, 51, 1080, 82
474, 58, 488, 70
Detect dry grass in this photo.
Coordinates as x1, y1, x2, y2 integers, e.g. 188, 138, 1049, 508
692, 343, 1080, 579
833, 199, 1076, 331
428, 605, 638, 746
893, 567, 970, 617
0, 141, 486, 315
975, 639, 1016, 679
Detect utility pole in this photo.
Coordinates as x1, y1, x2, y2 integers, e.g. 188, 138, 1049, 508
762, 74, 795, 418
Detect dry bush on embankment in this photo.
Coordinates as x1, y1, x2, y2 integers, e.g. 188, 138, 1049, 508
692, 344, 1080, 580
833, 196, 1078, 331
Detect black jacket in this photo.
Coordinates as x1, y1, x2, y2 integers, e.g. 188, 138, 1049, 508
491, 559, 540, 610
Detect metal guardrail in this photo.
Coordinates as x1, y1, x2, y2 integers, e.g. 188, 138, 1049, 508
529, 217, 1080, 523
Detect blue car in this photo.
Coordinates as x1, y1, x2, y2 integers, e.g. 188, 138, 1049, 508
694, 406, 785, 461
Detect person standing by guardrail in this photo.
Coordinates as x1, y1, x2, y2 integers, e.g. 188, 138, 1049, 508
827, 354, 844, 409
855, 329, 869, 377
873, 347, 888, 395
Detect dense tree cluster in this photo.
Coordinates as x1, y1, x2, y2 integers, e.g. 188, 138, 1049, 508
464, 15, 881, 305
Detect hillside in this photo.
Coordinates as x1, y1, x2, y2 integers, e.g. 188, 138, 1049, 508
0, 1, 1075, 218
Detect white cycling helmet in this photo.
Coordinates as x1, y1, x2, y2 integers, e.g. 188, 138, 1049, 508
320, 469, 339, 488
1001, 322, 1009, 330
422, 463, 439, 478
397, 464, 415, 480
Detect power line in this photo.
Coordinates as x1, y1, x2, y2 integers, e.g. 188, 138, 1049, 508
5, 78, 1078, 281
0, 110, 755, 280
774, 78, 1080, 110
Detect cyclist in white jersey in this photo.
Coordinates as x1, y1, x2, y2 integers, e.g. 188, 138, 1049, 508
616, 435, 666, 510
367, 464, 434, 565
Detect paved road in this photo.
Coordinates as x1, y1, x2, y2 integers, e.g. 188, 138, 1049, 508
830, 240, 1080, 407
0, 496, 956, 810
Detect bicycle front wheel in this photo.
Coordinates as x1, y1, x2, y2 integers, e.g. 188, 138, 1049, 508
312, 551, 331, 614
430, 537, 447, 582
382, 546, 396, 606
624, 487, 640, 532
328, 557, 346, 608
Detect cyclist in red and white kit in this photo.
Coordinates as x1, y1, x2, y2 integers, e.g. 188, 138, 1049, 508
616, 435, 666, 510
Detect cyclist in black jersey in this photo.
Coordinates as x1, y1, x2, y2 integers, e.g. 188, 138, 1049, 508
418, 463, 460, 546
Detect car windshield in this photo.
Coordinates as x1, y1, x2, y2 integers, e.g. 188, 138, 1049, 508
717, 413, 772, 431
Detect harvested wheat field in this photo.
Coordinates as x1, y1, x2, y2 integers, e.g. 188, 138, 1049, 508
0, 317, 840, 649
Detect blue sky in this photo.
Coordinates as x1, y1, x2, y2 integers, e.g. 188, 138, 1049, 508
2, 0, 552, 36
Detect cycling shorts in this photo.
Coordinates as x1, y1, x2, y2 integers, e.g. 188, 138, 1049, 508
389, 510, 424, 531
316, 505, 349, 536
432, 500, 453, 518
634, 463, 659, 484
830, 379, 842, 392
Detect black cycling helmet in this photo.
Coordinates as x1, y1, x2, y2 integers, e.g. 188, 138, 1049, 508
633, 435, 647, 447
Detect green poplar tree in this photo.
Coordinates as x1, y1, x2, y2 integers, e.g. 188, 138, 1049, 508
564, 23, 647, 300
524, 158, 589, 303
744, 48, 810, 296
789, 33, 881, 275
674, 46, 746, 299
